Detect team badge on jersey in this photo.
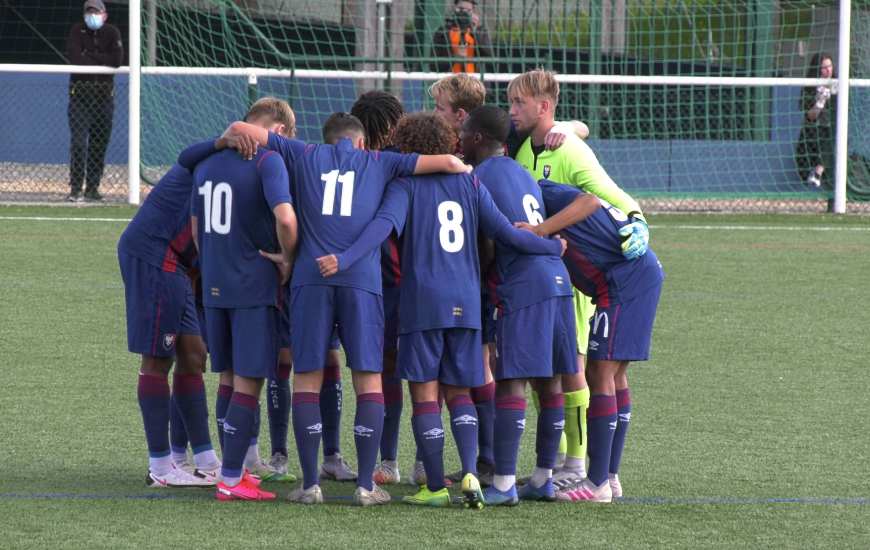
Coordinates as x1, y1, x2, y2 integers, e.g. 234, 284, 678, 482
163, 333, 177, 350
543, 165, 551, 179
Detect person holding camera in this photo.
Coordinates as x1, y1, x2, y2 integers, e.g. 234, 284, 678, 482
432, 0, 493, 74
795, 53, 836, 189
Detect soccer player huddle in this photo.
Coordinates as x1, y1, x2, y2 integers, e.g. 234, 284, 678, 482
118, 68, 664, 507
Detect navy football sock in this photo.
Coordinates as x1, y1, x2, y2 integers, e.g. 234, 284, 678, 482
220, 392, 259, 483
138, 374, 172, 472
471, 382, 496, 465
381, 377, 404, 462
215, 384, 233, 453
448, 394, 479, 477
169, 391, 188, 457
292, 392, 322, 489
354, 393, 385, 491
172, 373, 214, 457
536, 393, 565, 470
412, 402, 445, 492
610, 388, 631, 475
320, 365, 342, 457
267, 363, 292, 457
586, 394, 618, 486
494, 396, 526, 477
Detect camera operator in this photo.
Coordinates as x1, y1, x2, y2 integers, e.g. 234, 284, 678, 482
432, 0, 493, 73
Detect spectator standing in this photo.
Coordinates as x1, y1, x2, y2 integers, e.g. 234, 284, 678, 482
432, 0, 493, 74
795, 53, 836, 190
66, 0, 123, 202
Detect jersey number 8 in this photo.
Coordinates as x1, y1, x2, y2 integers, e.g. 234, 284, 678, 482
438, 201, 464, 253
198, 180, 232, 234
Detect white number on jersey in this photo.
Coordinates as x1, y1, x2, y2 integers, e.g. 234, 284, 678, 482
321, 170, 355, 216
598, 198, 629, 222
522, 194, 544, 226
198, 180, 233, 234
438, 201, 465, 253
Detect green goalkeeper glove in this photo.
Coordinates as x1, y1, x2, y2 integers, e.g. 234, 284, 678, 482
618, 213, 649, 260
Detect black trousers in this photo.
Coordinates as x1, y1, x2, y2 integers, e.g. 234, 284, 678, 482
68, 96, 115, 192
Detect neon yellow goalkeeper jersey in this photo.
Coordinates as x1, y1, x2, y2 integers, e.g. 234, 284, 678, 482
514, 134, 642, 217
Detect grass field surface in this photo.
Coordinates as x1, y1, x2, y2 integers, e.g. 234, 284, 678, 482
1, 206, 869, 549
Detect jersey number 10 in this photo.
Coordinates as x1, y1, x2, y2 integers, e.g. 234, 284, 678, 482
198, 180, 232, 234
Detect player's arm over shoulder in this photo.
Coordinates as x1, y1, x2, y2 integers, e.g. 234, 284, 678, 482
562, 140, 643, 218
530, 184, 601, 237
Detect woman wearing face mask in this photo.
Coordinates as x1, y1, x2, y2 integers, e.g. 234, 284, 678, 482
795, 53, 836, 190
65, 0, 124, 203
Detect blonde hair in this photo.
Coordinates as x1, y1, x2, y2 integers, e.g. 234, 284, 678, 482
244, 97, 296, 138
427, 73, 486, 113
507, 68, 560, 108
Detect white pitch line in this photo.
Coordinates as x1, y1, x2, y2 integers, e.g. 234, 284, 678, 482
649, 224, 870, 231
0, 216, 131, 222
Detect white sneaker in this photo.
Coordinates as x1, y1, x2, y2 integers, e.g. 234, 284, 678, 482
373, 459, 401, 485
352, 483, 391, 506
193, 461, 222, 484
320, 453, 358, 481
807, 171, 822, 188
269, 452, 289, 475
247, 458, 296, 482
175, 457, 195, 475
557, 478, 613, 503
287, 485, 324, 505
410, 460, 427, 486
609, 474, 622, 498
552, 469, 584, 491
146, 466, 215, 489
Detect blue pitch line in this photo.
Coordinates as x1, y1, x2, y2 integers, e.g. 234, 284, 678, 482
2, 494, 868, 504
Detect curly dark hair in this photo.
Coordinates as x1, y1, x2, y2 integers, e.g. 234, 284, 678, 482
349, 90, 406, 151
393, 112, 456, 155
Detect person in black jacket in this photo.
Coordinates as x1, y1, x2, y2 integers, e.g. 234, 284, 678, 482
431, 0, 494, 74
795, 53, 836, 189
66, 0, 123, 202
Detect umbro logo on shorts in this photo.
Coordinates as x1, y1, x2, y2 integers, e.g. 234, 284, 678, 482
588, 340, 599, 351
307, 423, 323, 434
453, 414, 477, 425
423, 428, 444, 439
354, 425, 374, 437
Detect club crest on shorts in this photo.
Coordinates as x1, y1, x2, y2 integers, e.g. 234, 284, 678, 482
543, 165, 551, 178
163, 333, 177, 350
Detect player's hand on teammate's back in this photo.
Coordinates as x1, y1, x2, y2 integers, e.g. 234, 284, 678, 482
316, 254, 340, 277
556, 235, 567, 256
513, 221, 544, 237
618, 216, 650, 260
226, 134, 259, 161
543, 131, 566, 151
258, 249, 293, 284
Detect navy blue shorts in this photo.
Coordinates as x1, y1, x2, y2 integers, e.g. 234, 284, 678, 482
587, 283, 662, 362
495, 296, 578, 381
291, 285, 382, 373
280, 285, 340, 351
194, 292, 207, 350
481, 290, 497, 345
383, 284, 401, 351
397, 328, 485, 388
206, 306, 279, 379
119, 250, 199, 357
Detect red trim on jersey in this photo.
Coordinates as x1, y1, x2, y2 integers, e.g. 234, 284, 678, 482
473, 175, 479, 188
374, 150, 379, 161
454, 139, 462, 155
607, 305, 620, 360
257, 150, 278, 168
152, 298, 162, 356
565, 240, 611, 308
388, 237, 402, 285
162, 220, 192, 273
304, 144, 314, 153
487, 263, 501, 311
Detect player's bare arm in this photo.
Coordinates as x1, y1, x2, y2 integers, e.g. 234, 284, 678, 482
515, 192, 601, 237
413, 154, 472, 175
190, 216, 199, 251
273, 203, 298, 284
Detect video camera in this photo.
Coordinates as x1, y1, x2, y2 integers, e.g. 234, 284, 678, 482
450, 6, 474, 30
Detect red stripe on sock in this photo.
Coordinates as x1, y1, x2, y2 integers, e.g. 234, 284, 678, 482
412, 401, 440, 417
616, 388, 631, 407
471, 381, 495, 403
587, 394, 618, 418
357, 392, 384, 405
292, 392, 320, 405
323, 365, 341, 381
137, 374, 170, 399
383, 380, 404, 404
539, 392, 565, 409
277, 363, 292, 380
217, 384, 233, 398
172, 373, 205, 395
447, 394, 473, 411
495, 396, 527, 410
230, 392, 259, 410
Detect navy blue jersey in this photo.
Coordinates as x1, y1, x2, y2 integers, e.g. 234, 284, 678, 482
378, 145, 405, 287
289, 138, 418, 294
267, 132, 309, 172
388, 173, 512, 333
539, 182, 664, 307
192, 149, 292, 308
474, 157, 573, 314
118, 164, 198, 275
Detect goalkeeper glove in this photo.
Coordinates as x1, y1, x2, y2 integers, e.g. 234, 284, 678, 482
618, 213, 649, 260
814, 86, 831, 110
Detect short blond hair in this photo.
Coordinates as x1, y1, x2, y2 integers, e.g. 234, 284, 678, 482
507, 68, 560, 108
244, 97, 296, 138
428, 74, 486, 113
